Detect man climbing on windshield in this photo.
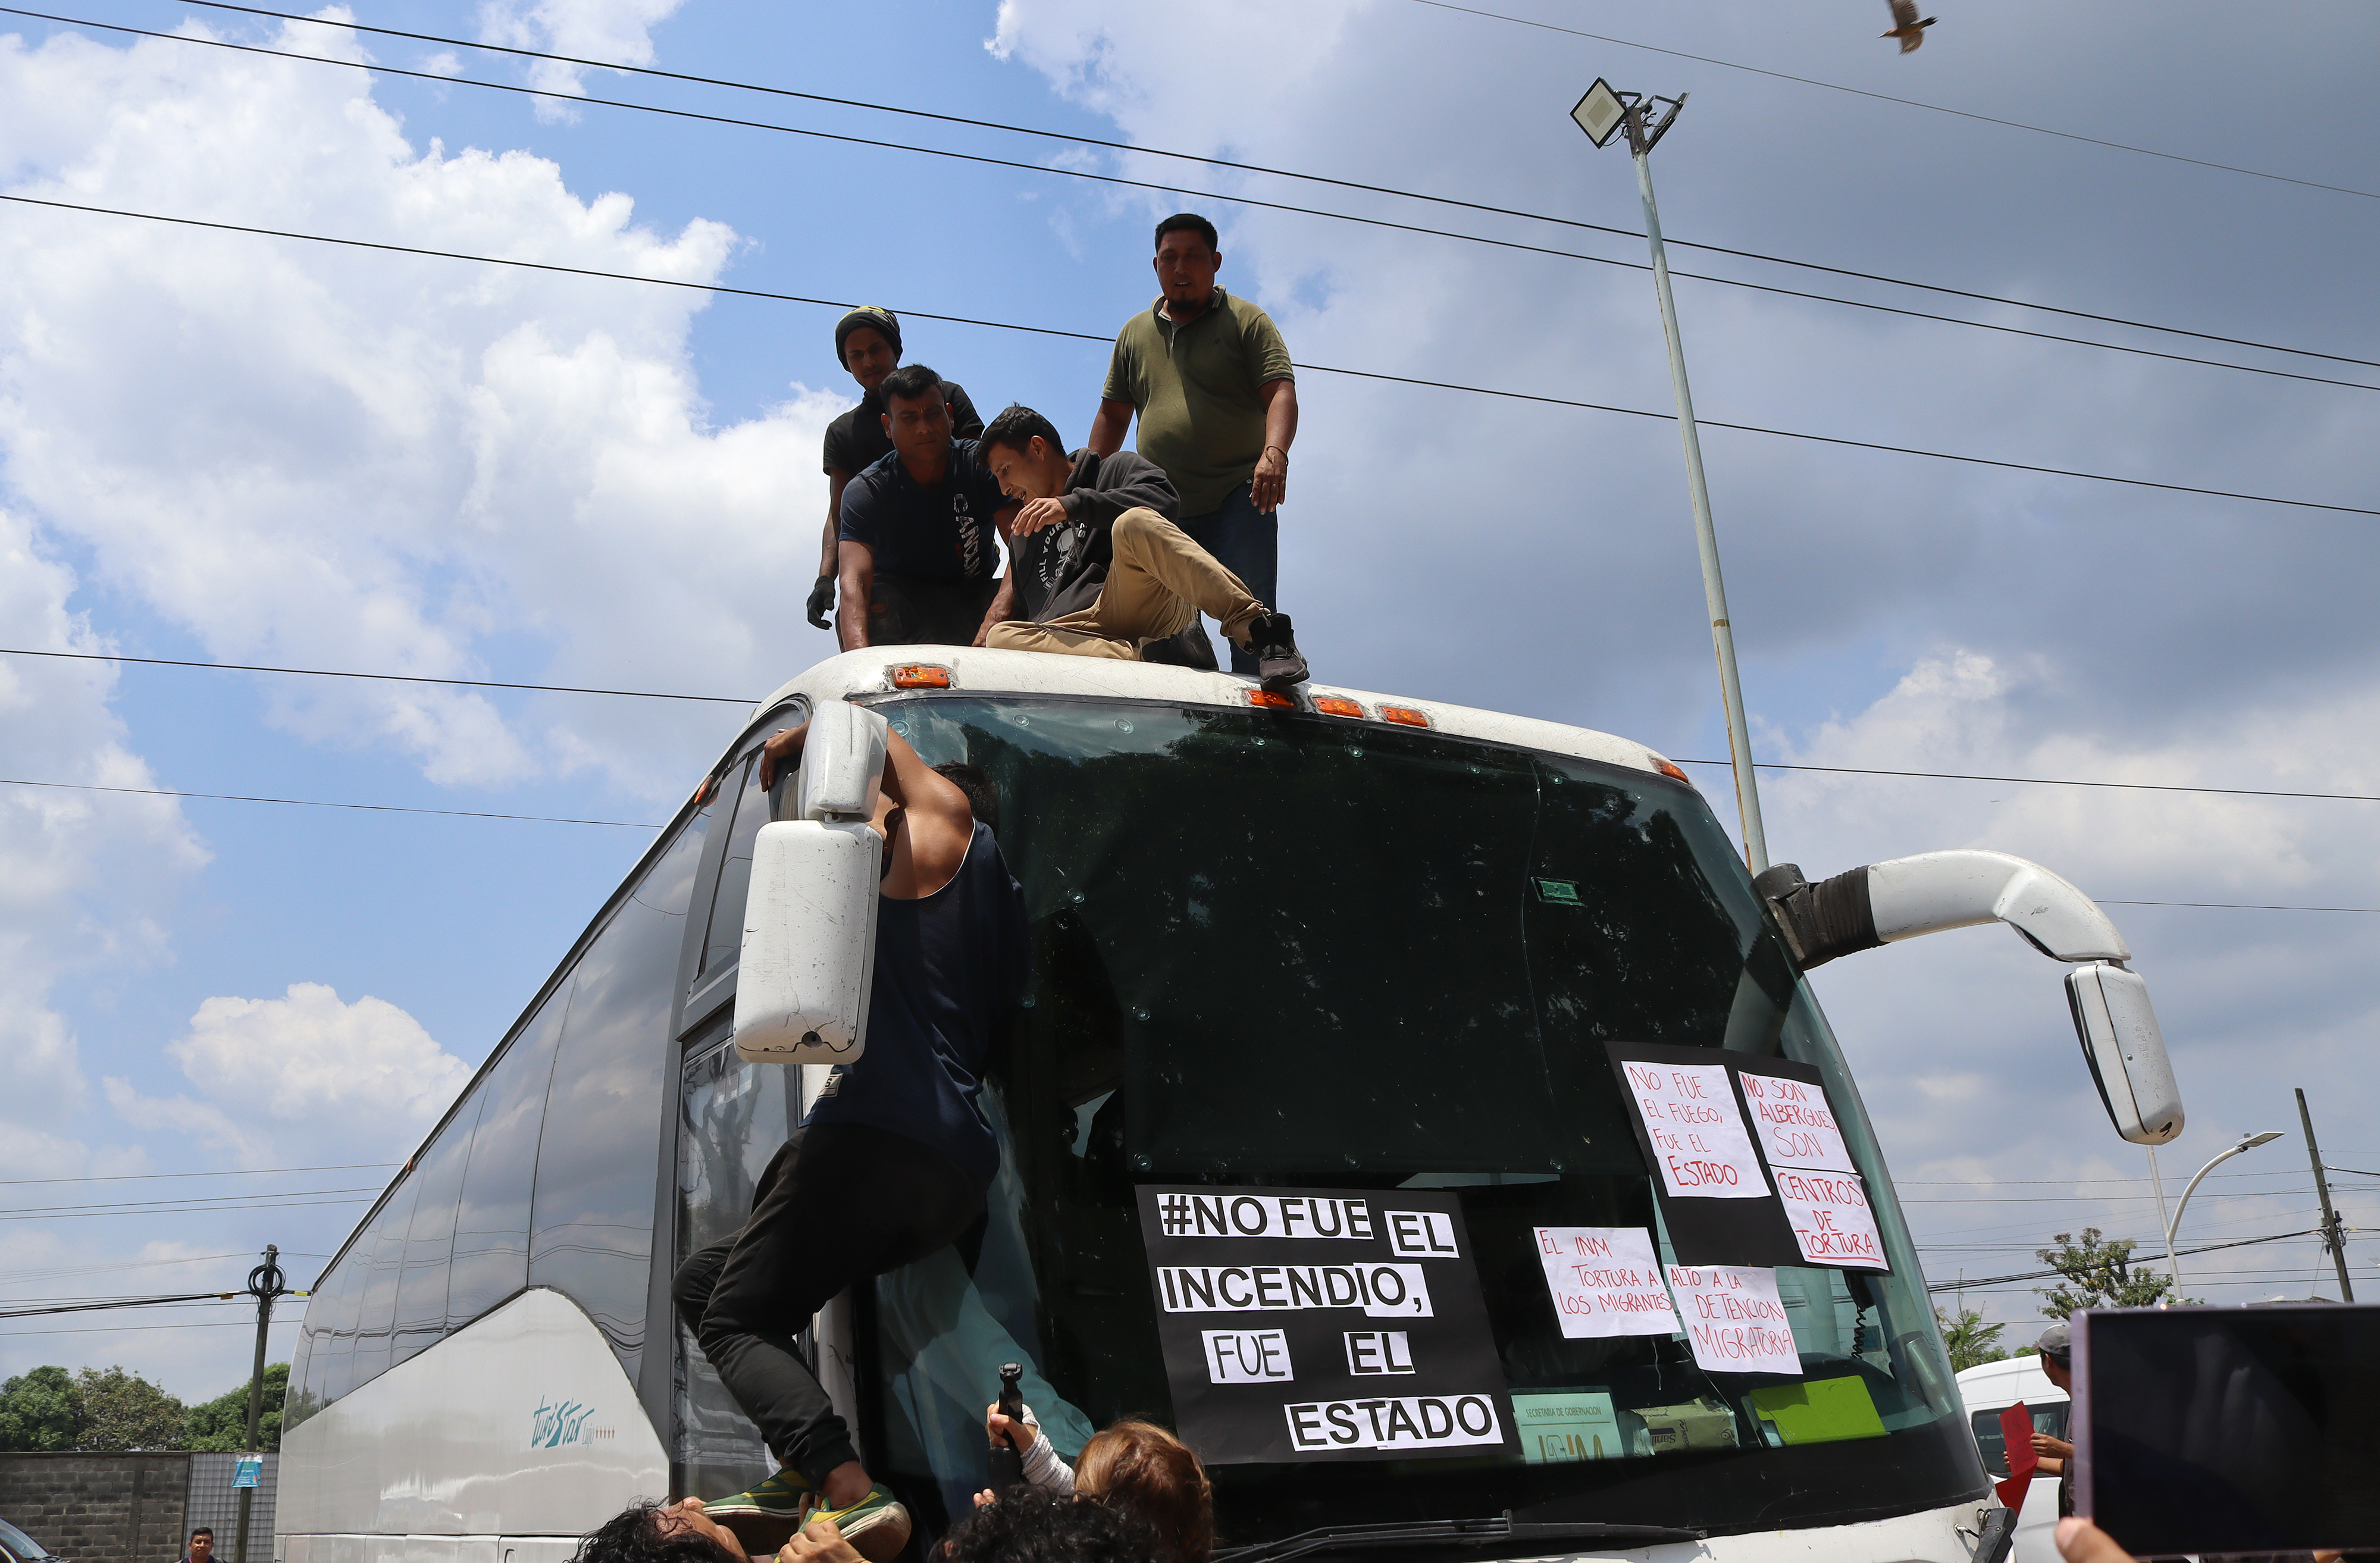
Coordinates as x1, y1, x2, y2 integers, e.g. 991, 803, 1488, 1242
978, 403, 1308, 691
1086, 213, 1298, 678
836, 363, 1018, 650
669, 725, 1027, 1562
809, 308, 984, 634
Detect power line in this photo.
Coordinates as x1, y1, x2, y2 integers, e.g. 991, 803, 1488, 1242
8, 769, 2369, 914
7, 193, 2375, 521
0, 1291, 243, 1321
20, 7, 2373, 399
16, 649, 2380, 813
1670, 756, 2380, 806
0, 1187, 385, 1218
0, 1318, 301, 1336
1923, 1227, 2319, 1291
1899, 1170, 2303, 1186
0, 1161, 402, 1188
155, 0, 2380, 374
0, 641, 748, 704
1407, 0, 2380, 205
2, 775, 663, 830
0, 1198, 372, 1223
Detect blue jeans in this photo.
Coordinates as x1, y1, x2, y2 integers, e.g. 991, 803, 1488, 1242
1180, 481, 1277, 676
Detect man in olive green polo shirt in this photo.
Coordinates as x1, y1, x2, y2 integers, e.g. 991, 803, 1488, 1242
1086, 213, 1299, 678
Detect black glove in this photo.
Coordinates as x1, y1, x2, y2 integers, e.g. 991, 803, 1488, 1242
805, 574, 837, 630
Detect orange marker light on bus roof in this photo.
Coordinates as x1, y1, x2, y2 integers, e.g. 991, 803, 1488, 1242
890, 664, 953, 689
1311, 695, 1364, 718
1379, 705, 1430, 728
1654, 758, 1692, 784
1247, 689, 1297, 709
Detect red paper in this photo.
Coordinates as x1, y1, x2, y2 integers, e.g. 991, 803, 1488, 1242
1994, 1401, 2037, 1510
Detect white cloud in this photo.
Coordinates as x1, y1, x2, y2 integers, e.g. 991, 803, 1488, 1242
106, 981, 470, 1166
173, 981, 471, 1126
477, 0, 687, 118
0, 16, 835, 798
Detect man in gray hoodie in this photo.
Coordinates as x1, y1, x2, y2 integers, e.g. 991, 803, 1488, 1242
976, 403, 1308, 691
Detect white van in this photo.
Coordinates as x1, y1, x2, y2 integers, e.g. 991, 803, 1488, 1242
1956, 1355, 2069, 1563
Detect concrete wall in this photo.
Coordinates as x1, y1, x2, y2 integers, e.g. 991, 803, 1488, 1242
0, 1452, 189, 1563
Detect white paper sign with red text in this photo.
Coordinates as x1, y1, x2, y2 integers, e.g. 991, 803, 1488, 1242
1532, 1226, 1680, 1339
1736, 1070, 1856, 1174
1772, 1167, 1889, 1270
1665, 1264, 1802, 1375
1620, 1060, 1770, 1199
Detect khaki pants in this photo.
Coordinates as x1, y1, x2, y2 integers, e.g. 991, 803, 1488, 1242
987, 508, 1263, 660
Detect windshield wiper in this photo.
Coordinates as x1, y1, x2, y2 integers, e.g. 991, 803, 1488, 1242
1213, 1515, 1705, 1562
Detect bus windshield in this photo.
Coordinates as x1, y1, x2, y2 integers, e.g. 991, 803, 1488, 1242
693, 693, 1982, 1543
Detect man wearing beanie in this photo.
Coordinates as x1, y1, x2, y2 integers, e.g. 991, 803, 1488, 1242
810, 307, 983, 632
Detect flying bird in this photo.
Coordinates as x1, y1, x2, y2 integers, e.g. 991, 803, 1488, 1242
1881, 0, 1936, 52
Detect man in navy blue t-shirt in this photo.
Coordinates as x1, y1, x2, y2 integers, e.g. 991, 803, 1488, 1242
836, 362, 1019, 650
669, 721, 1026, 1561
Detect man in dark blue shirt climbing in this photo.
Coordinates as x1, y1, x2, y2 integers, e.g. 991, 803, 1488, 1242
670, 718, 1028, 1562
835, 362, 1019, 650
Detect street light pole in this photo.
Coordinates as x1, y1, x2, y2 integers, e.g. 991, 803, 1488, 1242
2165, 1133, 2282, 1301
1571, 81, 1768, 871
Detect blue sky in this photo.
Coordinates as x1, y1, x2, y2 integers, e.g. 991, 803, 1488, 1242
2, 0, 2376, 1396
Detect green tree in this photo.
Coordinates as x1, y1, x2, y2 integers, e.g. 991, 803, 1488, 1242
2037, 1227, 2182, 1316
184, 1364, 288, 1452
74, 1366, 185, 1451
1935, 1306, 2009, 1371
0, 1365, 84, 1451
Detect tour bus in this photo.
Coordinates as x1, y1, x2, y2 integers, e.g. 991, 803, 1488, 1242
276, 647, 2181, 1563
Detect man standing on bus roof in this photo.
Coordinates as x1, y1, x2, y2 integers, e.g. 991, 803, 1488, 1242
670, 728, 1026, 1562
976, 403, 1309, 690
808, 308, 984, 634
836, 362, 1018, 650
1086, 214, 1298, 679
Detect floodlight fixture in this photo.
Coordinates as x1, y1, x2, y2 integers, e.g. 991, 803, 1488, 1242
1570, 79, 1626, 148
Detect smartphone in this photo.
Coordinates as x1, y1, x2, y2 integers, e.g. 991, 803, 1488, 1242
2073, 1302, 2380, 1559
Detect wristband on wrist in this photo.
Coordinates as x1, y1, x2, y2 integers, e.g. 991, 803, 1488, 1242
1263, 445, 1288, 460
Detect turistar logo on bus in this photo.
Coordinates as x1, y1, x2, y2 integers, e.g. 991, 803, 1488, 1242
530, 1398, 606, 1449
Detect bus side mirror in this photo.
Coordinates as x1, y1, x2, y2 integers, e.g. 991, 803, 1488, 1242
2065, 962, 2183, 1145
735, 703, 889, 1066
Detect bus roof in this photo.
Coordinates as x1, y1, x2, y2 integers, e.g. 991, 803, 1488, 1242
753, 647, 1683, 782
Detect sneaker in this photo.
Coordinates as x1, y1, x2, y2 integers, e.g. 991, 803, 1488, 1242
1248, 610, 1309, 693
705, 1467, 813, 1521
803, 1483, 912, 1563
704, 1468, 819, 1556
1139, 621, 1219, 671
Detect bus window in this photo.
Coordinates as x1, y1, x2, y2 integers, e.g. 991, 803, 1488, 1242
285, 1249, 362, 1428
674, 1030, 801, 1498
390, 1095, 481, 1369
447, 983, 571, 1329
696, 753, 771, 982
528, 807, 711, 1377
345, 1179, 419, 1392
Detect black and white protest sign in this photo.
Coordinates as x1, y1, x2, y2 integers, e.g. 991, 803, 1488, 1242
1136, 1185, 1511, 1465
1737, 1057, 1890, 1271
1605, 1042, 1800, 1268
